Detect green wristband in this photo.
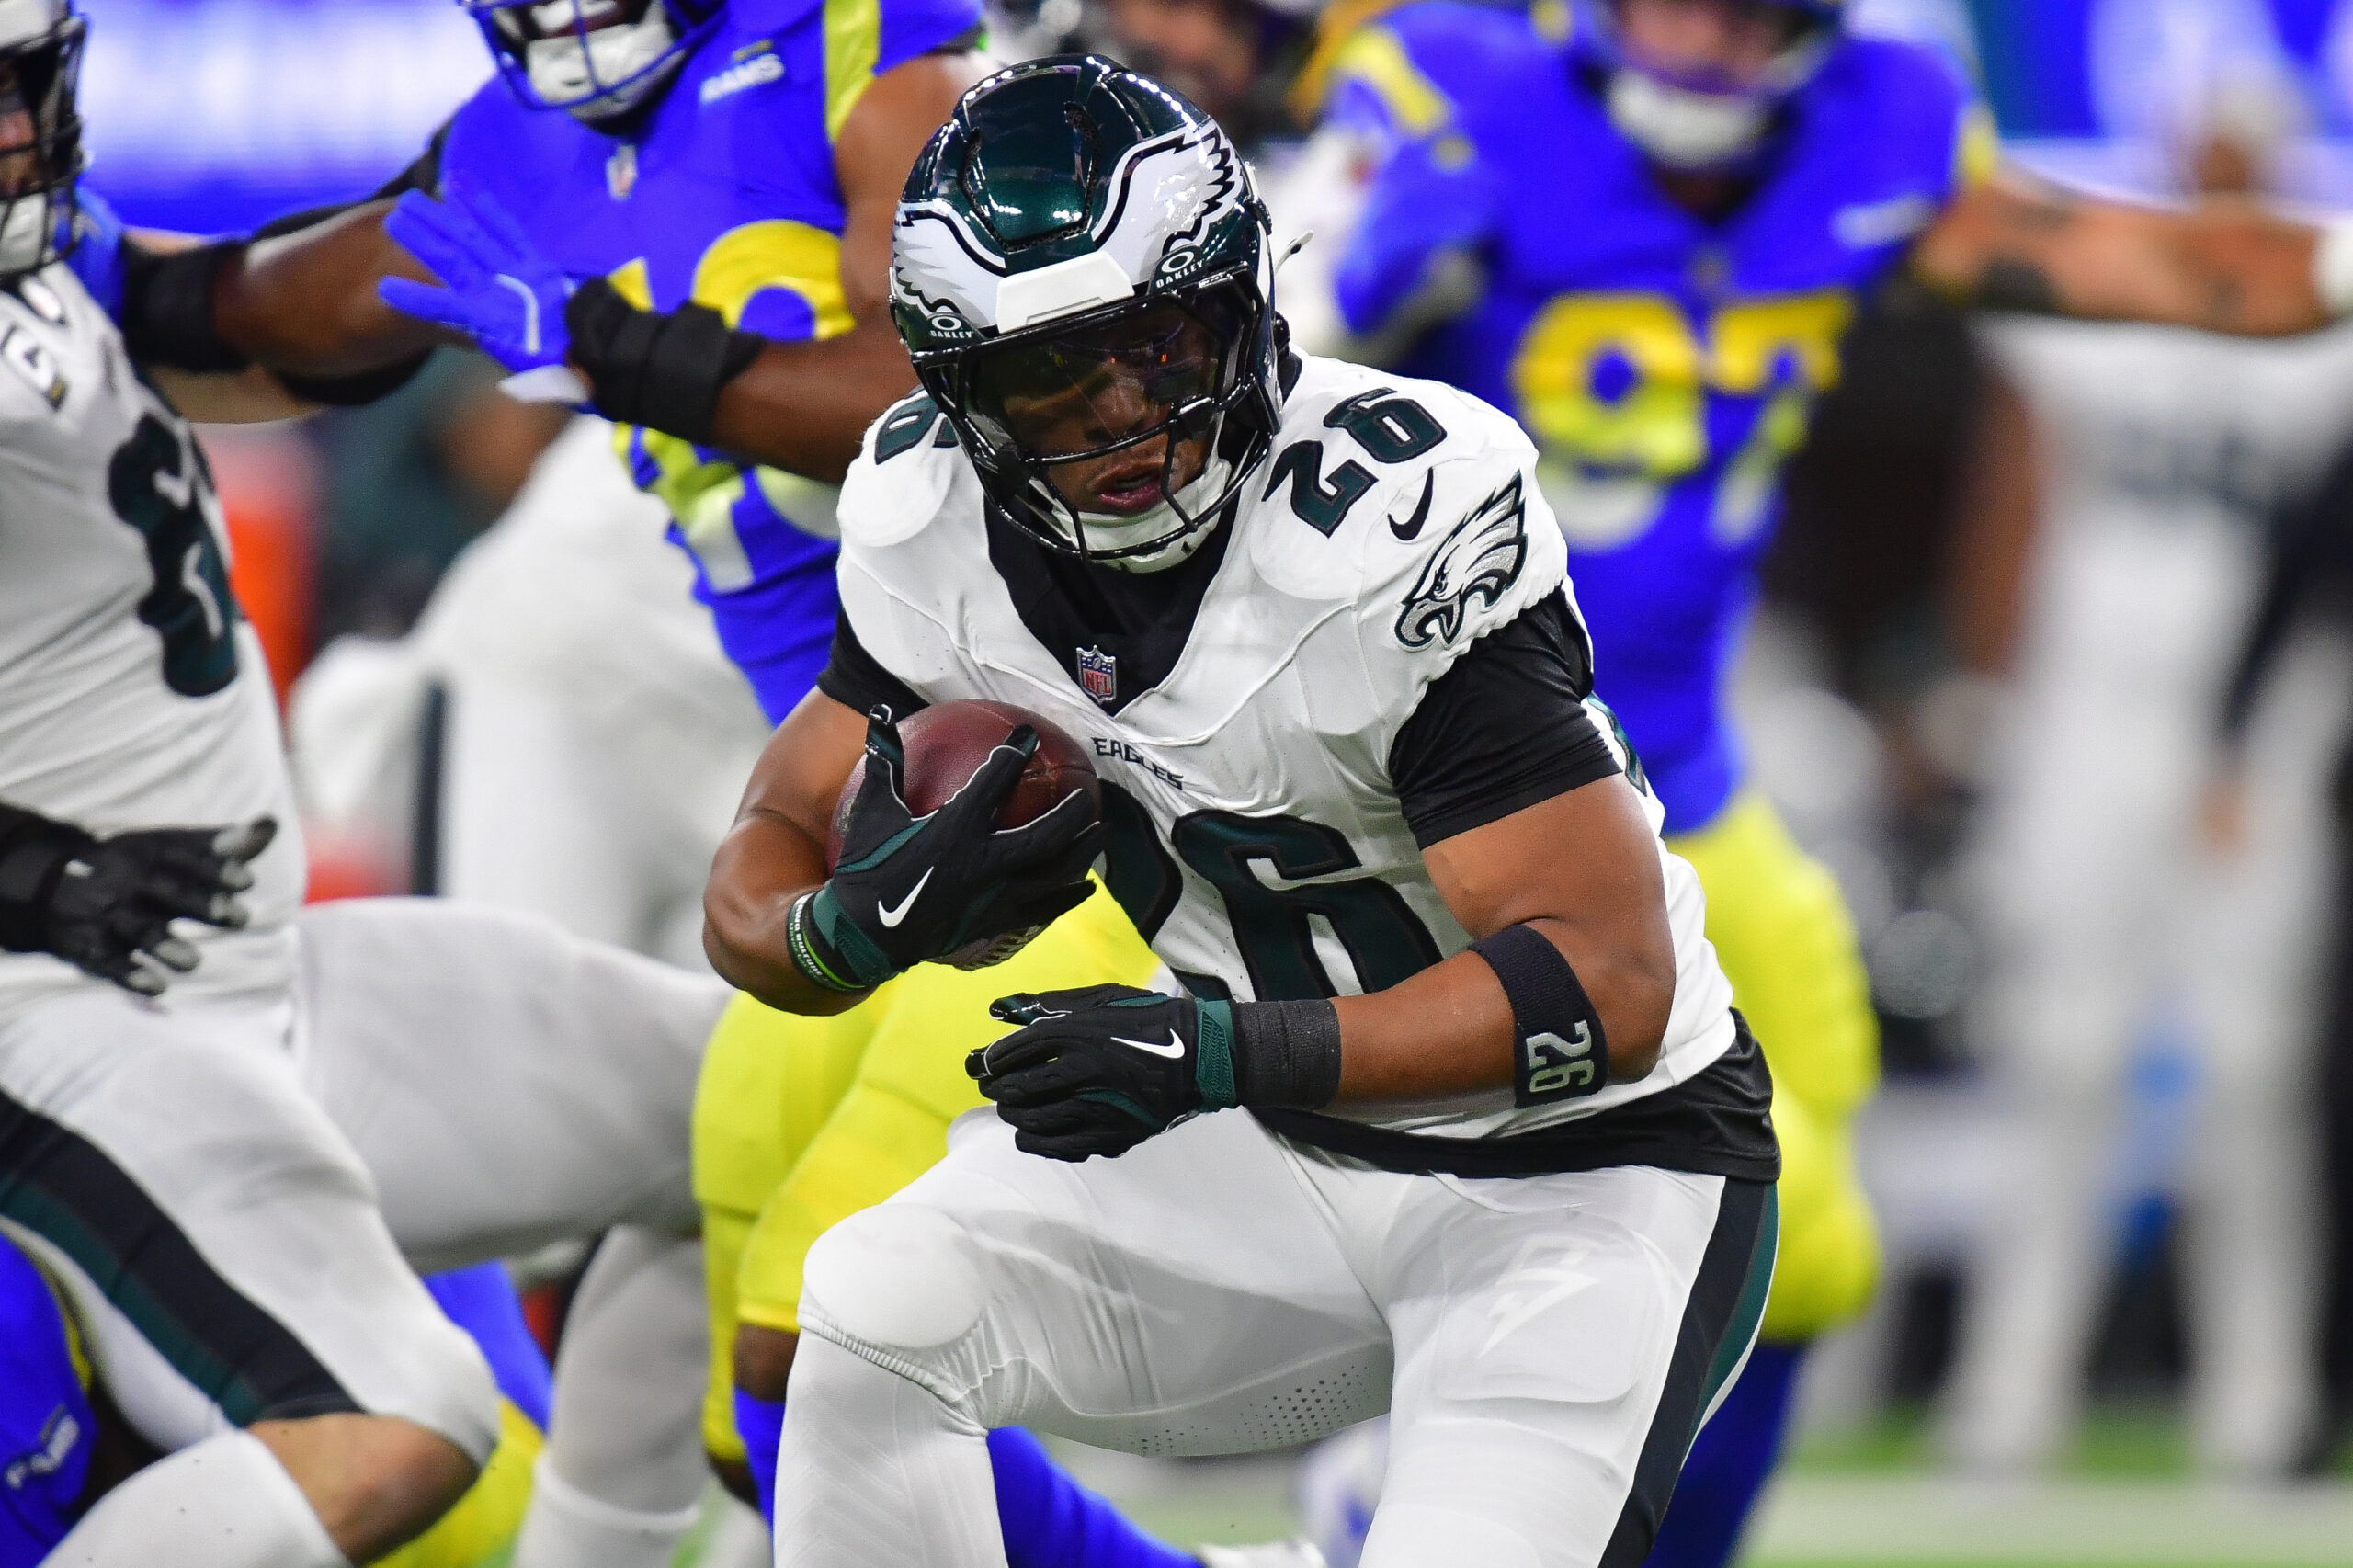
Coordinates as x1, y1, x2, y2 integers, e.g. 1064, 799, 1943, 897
1193, 999, 1239, 1111
787, 891, 871, 994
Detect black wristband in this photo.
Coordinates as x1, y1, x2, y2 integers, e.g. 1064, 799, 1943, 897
278, 349, 434, 407
1232, 998, 1344, 1110
1471, 924, 1608, 1107
565, 277, 765, 446
0, 805, 94, 954
120, 241, 253, 374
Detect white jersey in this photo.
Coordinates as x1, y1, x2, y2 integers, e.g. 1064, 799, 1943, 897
835, 354, 1737, 1142
0, 267, 302, 1026
1983, 316, 2353, 700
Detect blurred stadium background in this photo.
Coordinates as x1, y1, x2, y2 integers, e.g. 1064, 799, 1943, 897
85, 0, 2353, 1562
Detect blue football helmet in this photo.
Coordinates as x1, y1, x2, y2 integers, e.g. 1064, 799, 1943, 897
1572, 0, 1844, 170
462, 0, 723, 124
0, 0, 84, 280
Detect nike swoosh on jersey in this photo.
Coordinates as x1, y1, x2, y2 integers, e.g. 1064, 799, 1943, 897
1111, 1032, 1186, 1059
878, 867, 934, 928
1388, 470, 1436, 540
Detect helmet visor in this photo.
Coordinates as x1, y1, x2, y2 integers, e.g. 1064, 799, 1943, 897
1601, 0, 1829, 95
478, 0, 655, 46
967, 295, 1234, 461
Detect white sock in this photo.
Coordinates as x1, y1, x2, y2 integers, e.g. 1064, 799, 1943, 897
48, 1428, 348, 1568
511, 1452, 703, 1568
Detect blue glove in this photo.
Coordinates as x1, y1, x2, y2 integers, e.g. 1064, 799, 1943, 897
62, 186, 127, 322
379, 186, 574, 374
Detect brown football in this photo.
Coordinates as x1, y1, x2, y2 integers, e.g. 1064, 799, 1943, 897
827, 699, 1099, 871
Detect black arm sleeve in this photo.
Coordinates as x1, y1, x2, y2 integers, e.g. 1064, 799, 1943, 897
2220, 444, 2353, 746
1388, 592, 1621, 847
815, 608, 928, 721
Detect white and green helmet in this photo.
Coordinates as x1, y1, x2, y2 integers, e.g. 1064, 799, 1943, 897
890, 56, 1283, 573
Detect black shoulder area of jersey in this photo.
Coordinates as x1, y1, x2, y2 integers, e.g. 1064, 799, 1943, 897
816, 607, 928, 722
1388, 592, 1615, 847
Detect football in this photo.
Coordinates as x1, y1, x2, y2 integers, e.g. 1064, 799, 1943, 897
826, 699, 1099, 871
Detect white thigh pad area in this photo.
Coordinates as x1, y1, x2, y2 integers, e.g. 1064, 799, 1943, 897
801, 1205, 986, 1354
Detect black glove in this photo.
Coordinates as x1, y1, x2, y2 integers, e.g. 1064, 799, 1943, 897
968, 985, 1241, 1160
0, 810, 278, 996
788, 711, 1100, 994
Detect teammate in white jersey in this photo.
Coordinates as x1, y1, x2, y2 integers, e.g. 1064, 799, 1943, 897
0, 5, 503, 1562
0, 8, 760, 1565
701, 59, 1777, 1568
1945, 115, 2353, 1473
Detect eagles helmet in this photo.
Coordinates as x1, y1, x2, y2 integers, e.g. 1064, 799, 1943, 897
891, 56, 1282, 574
462, 0, 722, 124
1574, 0, 1844, 170
0, 0, 83, 281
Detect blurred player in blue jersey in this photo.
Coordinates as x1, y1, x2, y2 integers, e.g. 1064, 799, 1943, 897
74, 7, 1315, 1567
1292, 0, 2353, 1562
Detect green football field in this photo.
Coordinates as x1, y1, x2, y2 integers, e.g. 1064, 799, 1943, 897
1047, 1413, 2353, 1568
654, 1412, 2353, 1568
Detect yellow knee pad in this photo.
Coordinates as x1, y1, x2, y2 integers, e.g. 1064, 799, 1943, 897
1670, 793, 1882, 1338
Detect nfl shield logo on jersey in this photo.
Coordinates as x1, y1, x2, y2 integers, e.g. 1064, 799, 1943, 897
1075, 646, 1117, 706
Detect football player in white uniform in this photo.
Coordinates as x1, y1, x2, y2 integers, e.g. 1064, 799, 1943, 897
703, 59, 1779, 1568
0, 7, 752, 1564
1944, 70, 2353, 1476
0, 4, 498, 1561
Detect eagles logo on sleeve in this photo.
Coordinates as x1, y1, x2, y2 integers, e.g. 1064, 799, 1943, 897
1394, 470, 1529, 649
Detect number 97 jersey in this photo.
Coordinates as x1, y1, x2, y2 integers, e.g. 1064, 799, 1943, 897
0, 267, 303, 1025
1322, 3, 1992, 835
828, 354, 1741, 1145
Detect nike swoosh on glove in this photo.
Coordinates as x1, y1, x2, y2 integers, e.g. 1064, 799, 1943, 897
0, 815, 277, 996
790, 710, 1102, 994
968, 985, 1240, 1161
378, 184, 575, 375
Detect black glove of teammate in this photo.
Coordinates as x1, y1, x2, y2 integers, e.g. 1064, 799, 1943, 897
968, 985, 1241, 1160
788, 712, 1100, 994
0, 810, 278, 996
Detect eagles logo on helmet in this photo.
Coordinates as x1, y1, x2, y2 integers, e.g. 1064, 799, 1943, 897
462, 0, 725, 124
0, 0, 82, 283
1573, 0, 1845, 170
890, 56, 1285, 574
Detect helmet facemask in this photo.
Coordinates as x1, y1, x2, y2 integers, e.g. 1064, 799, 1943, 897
0, 9, 83, 282
947, 281, 1269, 573
1579, 0, 1838, 171
466, 0, 708, 125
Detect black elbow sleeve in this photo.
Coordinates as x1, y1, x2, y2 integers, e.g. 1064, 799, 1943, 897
119, 241, 253, 374
566, 277, 765, 446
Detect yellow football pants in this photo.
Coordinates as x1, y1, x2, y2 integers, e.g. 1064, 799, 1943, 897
1669, 790, 1882, 1341
693, 887, 1161, 1465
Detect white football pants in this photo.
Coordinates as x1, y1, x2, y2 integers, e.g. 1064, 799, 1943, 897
776, 1108, 1776, 1568
1947, 624, 2353, 1476
423, 418, 774, 969
292, 897, 735, 1563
